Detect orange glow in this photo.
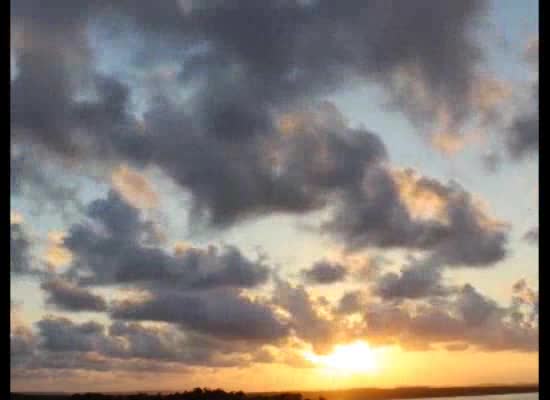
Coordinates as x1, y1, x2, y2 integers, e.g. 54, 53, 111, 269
390, 169, 448, 222
303, 341, 384, 374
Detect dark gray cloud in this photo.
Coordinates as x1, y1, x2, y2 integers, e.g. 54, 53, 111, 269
111, 289, 289, 343
506, 39, 538, 160
301, 260, 347, 284
37, 316, 248, 367
11, 49, 81, 156
506, 98, 539, 160
86, 189, 144, 240
11, 44, 147, 164
124, 0, 487, 129
364, 283, 538, 352
373, 259, 449, 300
272, 279, 361, 354
429, 193, 508, 267
12, 315, 260, 374
107, 321, 262, 367
138, 100, 386, 226
148, 103, 506, 268
36, 317, 108, 353
523, 226, 539, 245
11, 222, 33, 275
477, 38, 538, 167
326, 169, 508, 267
324, 168, 443, 250
456, 283, 504, 326
107, 321, 186, 362
10, 306, 37, 370
41, 279, 107, 312
511, 279, 538, 325
335, 290, 365, 315
11, 325, 37, 368
14, 352, 178, 375
63, 190, 270, 289
11, 0, 492, 227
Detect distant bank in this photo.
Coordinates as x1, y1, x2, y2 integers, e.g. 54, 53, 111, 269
11, 384, 539, 400
295, 384, 539, 400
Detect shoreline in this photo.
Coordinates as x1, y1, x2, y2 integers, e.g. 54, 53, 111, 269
12, 384, 539, 399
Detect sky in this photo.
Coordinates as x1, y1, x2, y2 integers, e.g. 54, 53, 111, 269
10, 0, 538, 393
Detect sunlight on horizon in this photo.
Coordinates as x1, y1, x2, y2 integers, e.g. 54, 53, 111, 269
303, 341, 387, 375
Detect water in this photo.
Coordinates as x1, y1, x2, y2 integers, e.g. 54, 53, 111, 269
415, 393, 538, 400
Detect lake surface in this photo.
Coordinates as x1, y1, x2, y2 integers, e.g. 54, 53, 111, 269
414, 393, 538, 400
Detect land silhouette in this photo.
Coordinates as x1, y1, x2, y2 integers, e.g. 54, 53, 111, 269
11, 384, 538, 400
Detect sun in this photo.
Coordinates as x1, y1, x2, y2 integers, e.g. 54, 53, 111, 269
304, 341, 381, 374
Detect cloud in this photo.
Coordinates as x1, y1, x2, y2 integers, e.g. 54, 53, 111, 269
127, 0, 486, 133
476, 38, 537, 167
506, 38, 538, 160
301, 260, 347, 284
12, 314, 286, 378
523, 226, 539, 245
364, 283, 538, 352
41, 279, 107, 312
472, 76, 513, 126
507, 107, 539, 159
430, 130, 486, 156
444, 343, 470, 352
108, 322, 262, 367
111, 289, 289, 343
11, 222, 33, 275
111, 165, 159, 209
11, 329, 36, 368
335, 291, 365, 315
137, 100, 387, 226
456, 283, 503, 326
11, 312, 37, 368
10, 151, 83, 220
50, 189, 377, 355
42, 231, 73, 270
62, 191, 271, 289
389, 168, 449, 222
16, 273, 540, 376
325, 167, 508, 267
173, 241, 191, 256
85, 189, 147, 241
108, 321, 189, 361
272, 279, 360, 354
11, 3, 510, 269
10, 210, 24, 225
511, 279, 538, 325
429, 192, 508, 267
373, 258, 449, 300
31, 317, 209, 370
11, 30, 146, 163
11, 0, 494, 228
80, 106, 502, 277
431, 132, 472, 156
36, 317, 108, 353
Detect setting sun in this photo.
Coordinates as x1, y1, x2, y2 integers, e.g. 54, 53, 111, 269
304, 341, 381, 374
